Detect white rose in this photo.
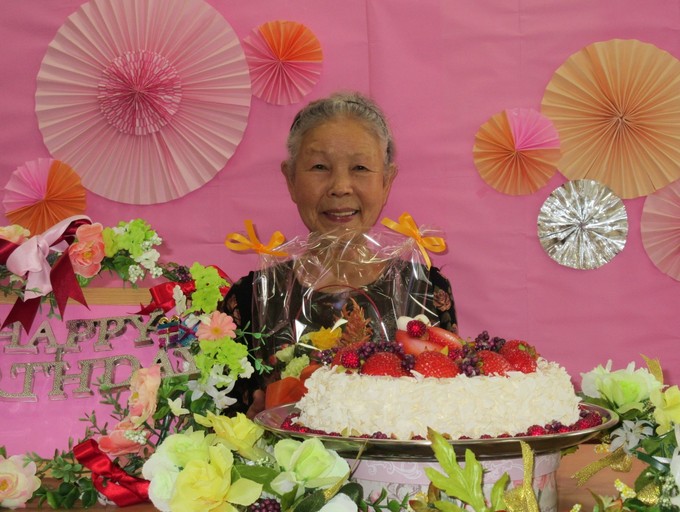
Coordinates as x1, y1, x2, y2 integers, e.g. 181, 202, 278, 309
319, 493, 358, 512
142, 451, 180, 512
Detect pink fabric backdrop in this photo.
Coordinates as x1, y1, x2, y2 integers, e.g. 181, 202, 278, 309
1, 0, 679, 394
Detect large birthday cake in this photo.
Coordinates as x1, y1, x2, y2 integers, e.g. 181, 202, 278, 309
290, 317, 589, 440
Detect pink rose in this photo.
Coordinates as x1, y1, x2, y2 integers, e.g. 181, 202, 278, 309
75, 222, 103, 242
0, 225, 30, 245
128, 365, 161, 428
68, 239, 106, 278
0, 455, 41, 509
98, 419, 149, 457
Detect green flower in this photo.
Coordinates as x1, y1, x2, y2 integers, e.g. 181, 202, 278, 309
281, 355, 310, 379
581, 361, 662, 414
195, 337, 249, 384
650, 385, 680, 434
270, 438, 349, 499
188, 263, 228, 314
160, 429, 214, 468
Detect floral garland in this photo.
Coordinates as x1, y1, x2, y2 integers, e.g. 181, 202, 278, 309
0, 216, 183, 332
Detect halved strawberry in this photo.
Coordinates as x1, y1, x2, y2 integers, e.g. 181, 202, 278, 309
360, 352, 408, 377
477, 350, 513, 376
396, 326, 463, 356
396, 329, 446, 355
413, 350, 460, 378
426, 326, 464, 350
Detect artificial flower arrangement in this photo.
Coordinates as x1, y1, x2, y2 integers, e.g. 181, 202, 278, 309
0, 270, 542, 511
571, 357, 680, 511
0, 215, 184, 332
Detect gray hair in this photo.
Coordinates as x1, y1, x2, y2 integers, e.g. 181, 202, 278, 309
285, 92, 396, 174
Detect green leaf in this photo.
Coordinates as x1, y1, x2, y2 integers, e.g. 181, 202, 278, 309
293, 489, 326, 512
432, 500, 466, 512
425, 429, 486, 511
489, 472, 509, 510
339, 482, 364, 504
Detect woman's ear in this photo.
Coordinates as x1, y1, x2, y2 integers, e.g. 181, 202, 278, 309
281, 160, 297, 203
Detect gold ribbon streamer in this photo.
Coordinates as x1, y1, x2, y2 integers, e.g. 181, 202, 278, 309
636, 482, 660, 506
224, 219, 288, 256
642, 354, 664, 385
504, 441, 540, 512
381, 212, 446, 269
571, 446, 633, 486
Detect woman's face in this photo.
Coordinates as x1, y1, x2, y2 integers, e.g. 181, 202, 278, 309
283, 117, 395, 234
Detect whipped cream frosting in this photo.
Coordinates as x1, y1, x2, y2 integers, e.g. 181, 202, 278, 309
295, 359, 581, 440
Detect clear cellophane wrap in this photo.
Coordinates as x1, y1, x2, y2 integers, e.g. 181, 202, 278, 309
252, 227, 444, 363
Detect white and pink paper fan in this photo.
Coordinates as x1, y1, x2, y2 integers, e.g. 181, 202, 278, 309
473, 108, 561, 195
641, 180, 680, 281
243, 20, 323, 105
35, 0, 252, 205
3, 158, 86, 235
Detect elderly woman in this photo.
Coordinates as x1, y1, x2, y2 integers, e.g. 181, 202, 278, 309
223, 91, 457, 415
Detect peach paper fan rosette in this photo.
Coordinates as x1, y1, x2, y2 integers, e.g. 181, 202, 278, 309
243, 20, 323, 105
641, 180, 680, 281
3, 158, 86, 235
473, 108, 561, 195
542, 39, 680, 199
35, 0, 251, 205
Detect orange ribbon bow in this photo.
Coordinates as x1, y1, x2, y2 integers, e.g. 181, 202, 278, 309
381, 212, 446, 268
224, 219, 288, 256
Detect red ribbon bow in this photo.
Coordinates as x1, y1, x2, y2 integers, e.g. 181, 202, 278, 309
137, 265, 232, 315
1, 216, 91, 332
73, 439, 150, 507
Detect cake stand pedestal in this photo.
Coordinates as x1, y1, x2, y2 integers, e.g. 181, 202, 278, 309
348, 452, 561, 512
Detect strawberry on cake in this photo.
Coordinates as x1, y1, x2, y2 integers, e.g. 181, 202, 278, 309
290, 318, 588, 440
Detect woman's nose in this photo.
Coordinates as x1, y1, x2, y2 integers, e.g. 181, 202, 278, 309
328, 168, 352, 196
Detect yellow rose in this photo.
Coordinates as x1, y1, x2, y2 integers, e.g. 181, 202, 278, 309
194, 412, 267, 461
162, 429, 214, 468
170, 444, 261, 512
651, 385, 680, 434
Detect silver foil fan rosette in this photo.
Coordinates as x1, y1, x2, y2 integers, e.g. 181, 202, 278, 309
537, 180, 628, 270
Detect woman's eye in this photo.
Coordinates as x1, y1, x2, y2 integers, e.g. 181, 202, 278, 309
312, 164, 327, 170
354, 165, 368, 171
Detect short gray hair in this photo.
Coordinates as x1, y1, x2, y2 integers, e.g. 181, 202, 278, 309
285, 91, 396, 173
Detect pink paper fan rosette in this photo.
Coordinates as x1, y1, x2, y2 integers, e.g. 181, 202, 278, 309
35, 0, 252, 205
243, 20, 323, 105
641, 180, 680, 281
3, 158, 86, 235
473, 108, 561, 195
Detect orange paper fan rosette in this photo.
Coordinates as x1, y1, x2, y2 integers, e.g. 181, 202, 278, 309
641, 180, 680, 281
542, 39, 680, 199
243, 20, 323, 105
35, 0, 251, 205
3, 158, 86, 235
473, 108, 561, 195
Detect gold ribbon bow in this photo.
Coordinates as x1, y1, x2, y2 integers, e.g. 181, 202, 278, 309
381, 212, 446, 269
572, 446, 633, 486
224, 219, 287, 256
504, 441, 540, 512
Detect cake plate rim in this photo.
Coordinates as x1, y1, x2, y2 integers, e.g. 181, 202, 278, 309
254, 403, 618, 461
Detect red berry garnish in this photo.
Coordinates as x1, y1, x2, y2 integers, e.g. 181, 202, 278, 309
340, 351, 361, 369
527, 425, 546, 436
406, 319, 427, 338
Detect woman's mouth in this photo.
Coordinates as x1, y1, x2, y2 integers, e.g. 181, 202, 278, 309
324, 209, 358, 222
